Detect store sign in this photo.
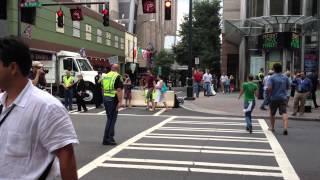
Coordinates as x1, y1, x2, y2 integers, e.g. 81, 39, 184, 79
259, 32, 300, 49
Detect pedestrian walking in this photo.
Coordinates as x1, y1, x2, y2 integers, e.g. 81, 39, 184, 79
62, 70, 74, 111
260, 70, 273, 110
153, 76, 169, 111
145, 70, 156, 111
101, 64, 123, 145
75, 74, 88, 112
268, 63, 290, 135
124, 73, 132, 108
220, 73, 228, 94
0, 37, 78, 179
285, 71, 292, 106
257, 68, 265, 99
193, 69, 202, 98
238, 74, 258, 134
203, 70, 213, 96
307, 70, 319, 108
94, 71, 103, 108
229, 75, 235, 93
292, 72, 313, 116
225, 76, 230, 94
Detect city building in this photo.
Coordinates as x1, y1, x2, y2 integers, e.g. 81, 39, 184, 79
0, 0, 126, 72
136, 0, 177, 68
223, 0, 320, 84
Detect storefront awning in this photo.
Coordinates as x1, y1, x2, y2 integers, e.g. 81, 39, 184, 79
224, 15, 320, 44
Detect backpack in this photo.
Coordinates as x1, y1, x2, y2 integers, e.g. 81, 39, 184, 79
161, 83, 168, 93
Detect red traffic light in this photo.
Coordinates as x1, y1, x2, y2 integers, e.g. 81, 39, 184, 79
70, 7, 83, 21
57, 9, 63, 17
102, 9, 109, 15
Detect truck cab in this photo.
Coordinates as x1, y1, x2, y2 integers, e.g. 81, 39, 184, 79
57, 51, 98, 103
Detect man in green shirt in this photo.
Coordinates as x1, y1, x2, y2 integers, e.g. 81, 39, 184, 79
238, 74, 258, 133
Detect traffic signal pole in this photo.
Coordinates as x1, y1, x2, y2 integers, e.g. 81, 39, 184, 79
17, 0, 21, 37
185, 0, 194, 100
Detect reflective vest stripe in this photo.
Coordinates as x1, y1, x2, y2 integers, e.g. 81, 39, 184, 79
102, 72, 120, 97
63, 76, 74, 87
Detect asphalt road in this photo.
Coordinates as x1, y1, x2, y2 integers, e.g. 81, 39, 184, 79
69, 105, 320, 180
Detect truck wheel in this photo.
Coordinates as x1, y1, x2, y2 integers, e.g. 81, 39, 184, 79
83, 83, 95, 104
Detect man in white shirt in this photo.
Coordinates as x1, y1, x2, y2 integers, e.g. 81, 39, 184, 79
260, 70, 273, 110
220, 73, 228, 94
0, 37, 79, 179
202, 70, 212, 96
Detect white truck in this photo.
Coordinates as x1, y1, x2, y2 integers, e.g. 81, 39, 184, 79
39, 50, 98, 103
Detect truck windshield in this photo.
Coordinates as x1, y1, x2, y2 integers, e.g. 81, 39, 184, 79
77, 59, 93, 71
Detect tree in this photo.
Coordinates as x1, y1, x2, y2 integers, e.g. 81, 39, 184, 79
173, 0, 221, 73
153, 49, 174, 78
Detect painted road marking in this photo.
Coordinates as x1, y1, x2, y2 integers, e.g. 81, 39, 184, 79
258, 119, 299, 180
106, 157, 280, 171
144, 135, 269, 143
169, 120, 260, 126
131, 143, 273, 152
153, 108, 167, 116
158, 127, 264, 134
99, 163, 283, 177
124, 146, 274, 157
77, 116, 177, 178
77, 115, 298, 179
71, 107, 96, 114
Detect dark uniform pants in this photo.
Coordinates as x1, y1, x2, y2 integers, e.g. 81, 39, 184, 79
103, 96, 118, 143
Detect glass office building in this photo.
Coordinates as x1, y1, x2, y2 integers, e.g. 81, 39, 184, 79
224, 0, 319, 82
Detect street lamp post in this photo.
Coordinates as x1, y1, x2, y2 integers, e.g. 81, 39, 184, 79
185, 0, 194, 100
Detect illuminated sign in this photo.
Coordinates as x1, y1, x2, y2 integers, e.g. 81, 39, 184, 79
258, 32, 300, 49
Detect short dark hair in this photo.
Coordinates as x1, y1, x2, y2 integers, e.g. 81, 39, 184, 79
273, 63, 282, 73
0, 37, 31, 77
248, 74, 254, 81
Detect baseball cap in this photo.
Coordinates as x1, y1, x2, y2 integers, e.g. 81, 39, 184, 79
32, 61, 43, 68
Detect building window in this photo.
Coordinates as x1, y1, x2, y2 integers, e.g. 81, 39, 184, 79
312, 0, 318, 16
246, 0, 263, 18
97, 29, 102, 44
73, 21, 80, 38
114, 35, 119, 48
106, 32, 112, 46
21, 7, 36, 24
0, 0, 7, 19
120, 38, 125, 50
86, 24, 92, 41
288, 0, 301, 15
270, 0, 284, 15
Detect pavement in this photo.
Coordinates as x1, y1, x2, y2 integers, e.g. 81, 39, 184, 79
180, 90, 320, 121
71, 105, 320, 180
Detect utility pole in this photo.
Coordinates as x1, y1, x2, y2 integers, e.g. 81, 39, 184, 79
17, 0, 21, 37
185, 0, 194, 100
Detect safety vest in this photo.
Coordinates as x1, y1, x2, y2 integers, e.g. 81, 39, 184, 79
63, 75, 74, 88
102, 71, 120, 97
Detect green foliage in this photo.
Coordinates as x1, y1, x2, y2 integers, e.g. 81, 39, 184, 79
153, 50, 174, 78
173, 0, 221, 72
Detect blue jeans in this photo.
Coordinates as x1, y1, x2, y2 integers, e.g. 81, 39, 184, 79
204, 82, 211, 96
260, 90, 270, 108
244, 100, 255, 129
224, 84, 230, 93
64, 89, 73, 110
103, 96, 118, 143
193, 82, 200, 97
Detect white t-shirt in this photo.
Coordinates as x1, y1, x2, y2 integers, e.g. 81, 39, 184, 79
0, 81, 79, 179
203, 73, 212, 83
220, 75, 228, 83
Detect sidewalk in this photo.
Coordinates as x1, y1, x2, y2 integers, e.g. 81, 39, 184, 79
182, 92, 320, 121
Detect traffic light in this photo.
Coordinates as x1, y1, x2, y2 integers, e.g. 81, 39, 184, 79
57, 9, 64, 28
165, 0, 171, 20
102, 9, 109, 26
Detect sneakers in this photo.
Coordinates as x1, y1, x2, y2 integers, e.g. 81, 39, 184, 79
260, 106, 267, 110
283, 129, 288, 135
291, 113, 297, 116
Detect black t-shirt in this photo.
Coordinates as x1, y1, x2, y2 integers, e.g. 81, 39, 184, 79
114, 75, 124, 90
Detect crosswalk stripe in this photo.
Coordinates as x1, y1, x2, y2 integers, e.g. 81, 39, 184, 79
131, 143, 273, 152
158, 127, 264, 134
125, 146, 273, 156
99, 163, 283, 177
144, 135, 269, 143
106, 157, 281, 171
153, 108, 167, 116
149, 133, 267, 140
169, 121, 260, 126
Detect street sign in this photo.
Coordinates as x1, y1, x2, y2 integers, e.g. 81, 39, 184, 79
21, 1, 42, 8
195, 57, 199, 65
